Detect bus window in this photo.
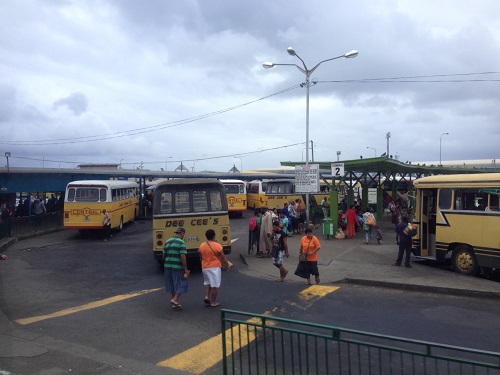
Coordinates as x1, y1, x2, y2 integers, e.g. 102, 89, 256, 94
210, 190, 223, 211
160, 192, 172, 214
456, 189, 489, 210
76, 188, 100, 202
224, 185, 240, 194
67, 188, 76, 202
99, 188, 106, 202
490, 193, 499, 211
175, 191, 190, 213
439, 188, 452, 210
193, 190, 208, 212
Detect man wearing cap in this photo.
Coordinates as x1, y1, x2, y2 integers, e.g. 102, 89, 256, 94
163, 227, 190, 309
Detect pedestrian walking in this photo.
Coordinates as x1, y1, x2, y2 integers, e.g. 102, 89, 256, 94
101, 209, 112, 241
294, 228, 321, 285
198, 229, 230, 308
271, 221, 289, 282
394, 216, 412, 268
163, 227, 190, 309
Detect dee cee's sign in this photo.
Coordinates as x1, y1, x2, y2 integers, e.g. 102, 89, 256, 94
295, 164, 320, 193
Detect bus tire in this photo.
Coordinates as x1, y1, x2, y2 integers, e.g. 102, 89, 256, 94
118, 217, 123, 232
452, 246, 478, 275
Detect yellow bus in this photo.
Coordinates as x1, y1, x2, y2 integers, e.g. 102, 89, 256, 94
220, 179, 247, 217
152, 178, 231, 265
413, 173, 500, 275
63, 180, 139, 231
265, 179, 330, 211
247, 180, 268, 209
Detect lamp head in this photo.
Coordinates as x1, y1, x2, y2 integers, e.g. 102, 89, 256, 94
262, 62, 275, 69
287, 47, 296, 56
344, 50, 358, 58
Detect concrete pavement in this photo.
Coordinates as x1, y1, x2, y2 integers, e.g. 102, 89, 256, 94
1, 219, 499, 366
240, 218, 500, 299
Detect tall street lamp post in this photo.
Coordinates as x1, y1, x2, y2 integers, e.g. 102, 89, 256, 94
440, 132, 449, 166
263, 47, 358, 225
5, 152, 11, 173
233, 156, 242, 173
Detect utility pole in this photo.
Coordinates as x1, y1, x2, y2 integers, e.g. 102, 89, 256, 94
386, 132, 391, 157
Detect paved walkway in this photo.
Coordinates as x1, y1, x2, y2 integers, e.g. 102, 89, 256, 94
240, 218, 500, 298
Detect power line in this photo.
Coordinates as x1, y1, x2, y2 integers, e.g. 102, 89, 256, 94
0, 85, 301, 146
9, 142, 305, 167
3, 71, 499, 147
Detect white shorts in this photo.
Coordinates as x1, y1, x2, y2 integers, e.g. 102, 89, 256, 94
202, 267, 222, 288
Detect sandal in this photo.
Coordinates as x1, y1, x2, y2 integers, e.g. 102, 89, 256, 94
304, 281, 311, 285
276, 278, 284, 282
171, 299, 182, 308
211, 302, 221, 307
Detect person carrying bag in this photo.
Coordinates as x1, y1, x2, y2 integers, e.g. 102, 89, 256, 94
294, 228, 321, 285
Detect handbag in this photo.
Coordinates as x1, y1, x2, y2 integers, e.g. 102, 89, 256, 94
299, 238, 312, 262
206, 241, 229, 270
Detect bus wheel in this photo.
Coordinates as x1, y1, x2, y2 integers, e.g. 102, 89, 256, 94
452, 246, 478, 275
118, 217, 124, 232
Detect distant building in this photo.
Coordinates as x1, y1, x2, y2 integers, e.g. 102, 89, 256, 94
174, 162, 189, 172
228, 164, 240, 173
77, 164, 120, 170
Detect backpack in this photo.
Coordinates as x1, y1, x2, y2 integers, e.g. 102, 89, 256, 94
249, 217, 257, 232
367, 215, 376, 227
403, 223, 417, 237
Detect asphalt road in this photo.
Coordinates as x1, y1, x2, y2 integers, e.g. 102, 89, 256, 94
0, 214, 499, 374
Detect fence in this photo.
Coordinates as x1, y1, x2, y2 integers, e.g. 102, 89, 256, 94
221, 309, 500, 375
0, 212, 63, 241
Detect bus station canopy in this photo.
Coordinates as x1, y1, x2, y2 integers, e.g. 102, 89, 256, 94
281, 157, 500, 181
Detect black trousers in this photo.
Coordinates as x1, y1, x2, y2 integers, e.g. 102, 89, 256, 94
396, 242, 412, 266
103, 224, 111, 240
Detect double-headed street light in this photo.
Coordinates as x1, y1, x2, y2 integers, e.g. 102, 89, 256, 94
263, 47, 358, 225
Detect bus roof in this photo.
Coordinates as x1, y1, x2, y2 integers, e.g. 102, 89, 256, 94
413, 173, 500, 188
66, 180, 138, 188
154, 178, 223, 188
219, 179, 245, 184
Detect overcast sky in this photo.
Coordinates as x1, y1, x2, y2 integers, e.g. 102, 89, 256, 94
1, 0, 499, 172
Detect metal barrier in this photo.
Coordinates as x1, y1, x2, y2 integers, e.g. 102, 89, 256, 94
0, 212, 63, 241
221, 309, 500, 375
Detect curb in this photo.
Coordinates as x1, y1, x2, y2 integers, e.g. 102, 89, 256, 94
341, 278, 500, 300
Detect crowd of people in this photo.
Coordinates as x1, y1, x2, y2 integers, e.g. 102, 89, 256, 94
0, 193, 64, 223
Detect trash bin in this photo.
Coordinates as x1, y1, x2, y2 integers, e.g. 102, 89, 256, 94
322, 218, 333, 236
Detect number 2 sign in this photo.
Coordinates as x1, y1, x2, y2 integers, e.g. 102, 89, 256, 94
331, 163, 344, 178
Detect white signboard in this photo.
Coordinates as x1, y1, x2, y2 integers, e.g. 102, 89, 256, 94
331, 163, 345, 179
295, 164, 320, 193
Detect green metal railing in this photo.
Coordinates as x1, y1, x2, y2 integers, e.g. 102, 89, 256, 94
221, 309, 500, 375
0, 212, 63, 241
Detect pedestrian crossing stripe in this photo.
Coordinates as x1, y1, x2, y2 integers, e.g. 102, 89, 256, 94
157, 285, 340, 373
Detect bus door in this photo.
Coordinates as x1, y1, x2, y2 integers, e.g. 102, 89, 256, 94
419, 189, 437, 258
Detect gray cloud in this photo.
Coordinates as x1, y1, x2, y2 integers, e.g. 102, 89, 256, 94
53, 93, 88, 116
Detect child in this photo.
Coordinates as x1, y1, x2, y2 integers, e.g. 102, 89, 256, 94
375, 225, 383, 245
